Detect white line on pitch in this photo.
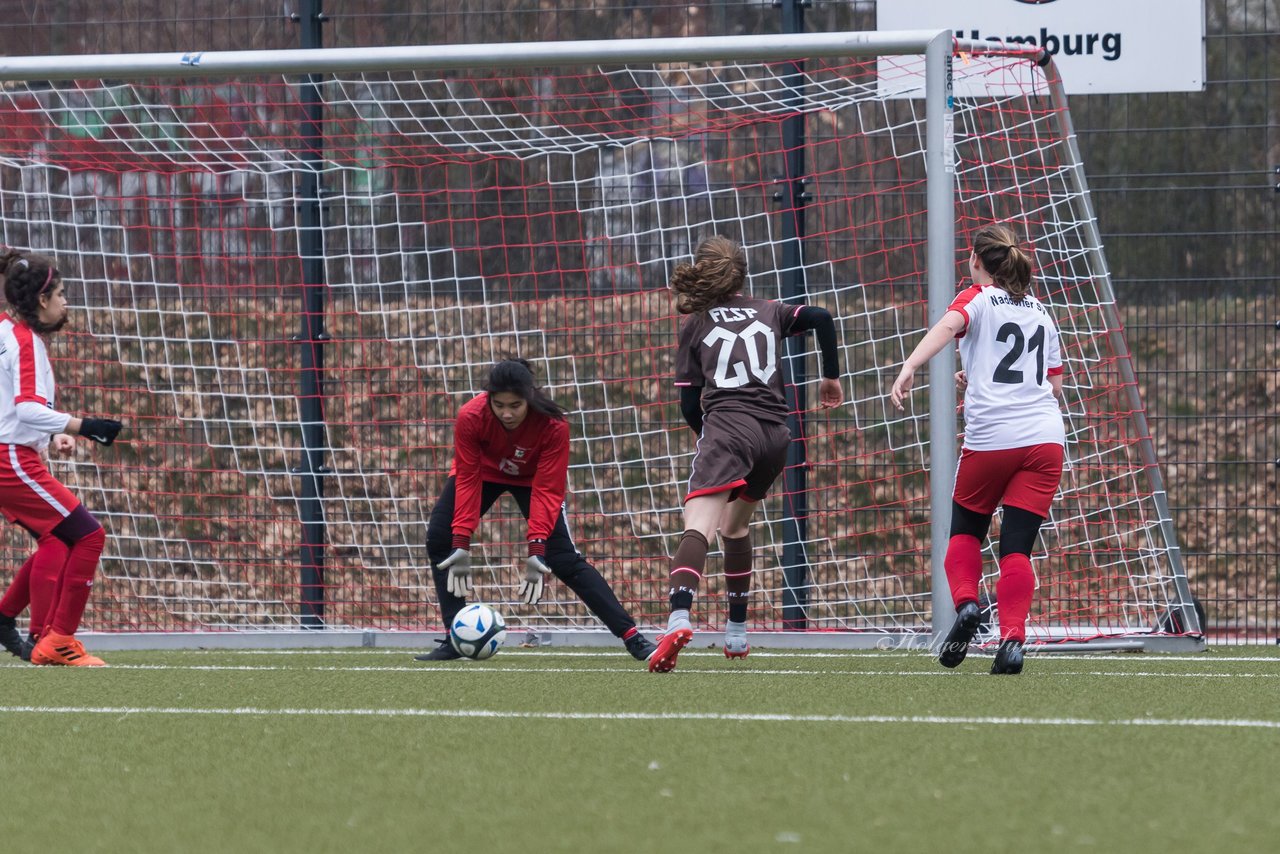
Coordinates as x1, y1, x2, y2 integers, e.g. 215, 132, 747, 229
5, 663, 1279, 678
1, 704, 1277, 730
192, 649, 1280, 663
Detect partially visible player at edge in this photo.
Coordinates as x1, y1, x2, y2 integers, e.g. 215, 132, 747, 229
891, 224, 1066, 675
0, 250, 124, 666
415, 358, 657, 662
648, 235, 843, 673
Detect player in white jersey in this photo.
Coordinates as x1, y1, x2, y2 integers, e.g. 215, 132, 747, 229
891, 225, 1065, 675
0, 250, 124, 666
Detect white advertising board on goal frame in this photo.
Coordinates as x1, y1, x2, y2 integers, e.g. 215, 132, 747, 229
879, 0, 1205, 95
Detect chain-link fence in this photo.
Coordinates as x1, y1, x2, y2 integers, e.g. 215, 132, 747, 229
2, 0, 1275, 641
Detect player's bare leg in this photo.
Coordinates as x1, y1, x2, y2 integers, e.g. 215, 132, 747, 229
649, 530, 702, 673
650, 493, 725, 673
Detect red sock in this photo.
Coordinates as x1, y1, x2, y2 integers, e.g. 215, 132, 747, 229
47, 528, 105, 637
944, 534, 983, 607
28, 534, 70, 637
0, 554, 34, 618
996, 553, 1035, 643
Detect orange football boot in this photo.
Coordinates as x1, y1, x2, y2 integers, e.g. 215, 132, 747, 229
30, 632, 107, 667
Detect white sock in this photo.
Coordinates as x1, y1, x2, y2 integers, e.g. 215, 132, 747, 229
667, 610, 692, 632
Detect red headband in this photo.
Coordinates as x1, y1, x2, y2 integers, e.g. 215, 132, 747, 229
39, 266, 55, 294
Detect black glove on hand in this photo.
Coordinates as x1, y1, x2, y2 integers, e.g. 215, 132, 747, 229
79, 418, 123, 446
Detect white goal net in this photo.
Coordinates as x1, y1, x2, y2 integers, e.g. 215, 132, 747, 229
0, 36, 1197, 646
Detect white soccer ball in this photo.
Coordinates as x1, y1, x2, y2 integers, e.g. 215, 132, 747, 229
449, 603, 507, 660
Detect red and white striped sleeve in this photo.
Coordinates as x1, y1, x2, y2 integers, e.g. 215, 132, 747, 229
10, 325, 71, 434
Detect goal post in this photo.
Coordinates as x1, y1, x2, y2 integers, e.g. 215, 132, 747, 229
0, 31, 1202, 652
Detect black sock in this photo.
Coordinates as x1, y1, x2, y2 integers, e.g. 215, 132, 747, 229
722, 533, 752, 623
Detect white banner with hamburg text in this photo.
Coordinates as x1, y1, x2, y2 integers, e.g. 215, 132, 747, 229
878, 0, 1205, 95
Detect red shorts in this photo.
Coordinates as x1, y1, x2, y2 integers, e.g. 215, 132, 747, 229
952, 443, 1064, 519
0, 444, 81, 536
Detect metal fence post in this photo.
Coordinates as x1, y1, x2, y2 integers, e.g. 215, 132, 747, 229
294, 0, 330, 628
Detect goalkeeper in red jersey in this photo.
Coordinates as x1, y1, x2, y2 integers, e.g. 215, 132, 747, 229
0, 250, 124, 666
891, 224, 1066, 675
415, 358, 657, 662
648, 236, 843, 673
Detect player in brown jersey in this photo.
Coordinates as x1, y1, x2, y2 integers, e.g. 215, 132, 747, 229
648, 236, 843, 673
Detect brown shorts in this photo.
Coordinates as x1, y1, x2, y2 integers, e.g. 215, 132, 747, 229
686, 410, 791, 503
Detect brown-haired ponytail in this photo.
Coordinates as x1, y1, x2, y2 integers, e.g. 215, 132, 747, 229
972, 225, 1033, 300
668, 236, 747, 314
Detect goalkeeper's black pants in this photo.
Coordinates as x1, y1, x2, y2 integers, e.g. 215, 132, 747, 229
426, 476, 639, 637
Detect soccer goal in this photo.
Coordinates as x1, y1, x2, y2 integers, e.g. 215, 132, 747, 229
0, 31, 1202, 652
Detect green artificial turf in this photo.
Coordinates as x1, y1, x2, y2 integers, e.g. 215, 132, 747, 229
2, 646, 1277, 853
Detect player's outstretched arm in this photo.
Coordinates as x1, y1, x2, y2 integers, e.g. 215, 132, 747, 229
790, 306, 844, 409
16, 407, 124, 447
890, 310, 967, 410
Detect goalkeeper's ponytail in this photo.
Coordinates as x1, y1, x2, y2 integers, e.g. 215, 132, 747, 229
486, 358, 568, 421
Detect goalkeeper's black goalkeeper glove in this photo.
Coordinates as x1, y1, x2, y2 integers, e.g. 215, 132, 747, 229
79, 418, 123, 446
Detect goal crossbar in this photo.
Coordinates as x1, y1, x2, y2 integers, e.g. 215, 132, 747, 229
0, 31, 981, 81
